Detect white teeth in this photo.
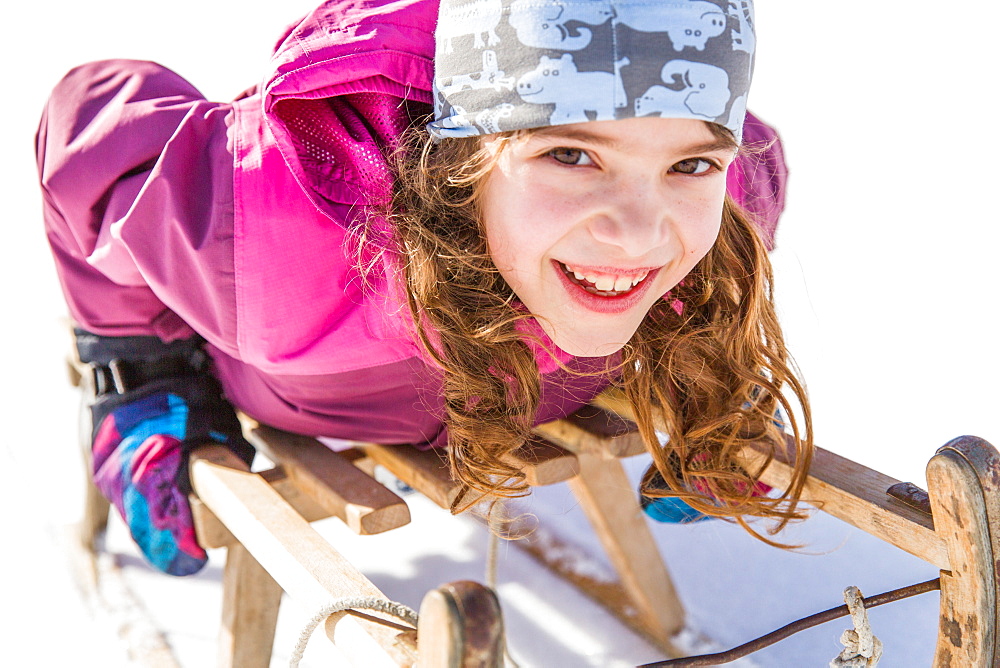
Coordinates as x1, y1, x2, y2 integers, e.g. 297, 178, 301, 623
593, 276, 615, 291
562, 263, 650, 294
613, 276, 633, 292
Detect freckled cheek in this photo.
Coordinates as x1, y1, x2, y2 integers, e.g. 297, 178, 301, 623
483, 218, 549, 291
692, 223, 722, 256
506, 191, 576, 253
678, 206, 722, 257
481, 211, 515, 275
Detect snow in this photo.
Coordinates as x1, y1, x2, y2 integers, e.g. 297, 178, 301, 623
2, 2, 996, 667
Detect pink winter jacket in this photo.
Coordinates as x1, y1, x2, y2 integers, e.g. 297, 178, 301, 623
37, 0, 787, 447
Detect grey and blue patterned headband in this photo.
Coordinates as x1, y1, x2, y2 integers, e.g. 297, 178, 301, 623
429, 0, 756, 142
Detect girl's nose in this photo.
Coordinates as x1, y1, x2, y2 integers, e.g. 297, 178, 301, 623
586, 186, 673, 257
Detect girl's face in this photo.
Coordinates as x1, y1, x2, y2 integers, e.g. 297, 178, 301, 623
480, 117, 735, 357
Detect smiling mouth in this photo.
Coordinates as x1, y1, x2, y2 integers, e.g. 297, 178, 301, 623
558, 262, 650, 297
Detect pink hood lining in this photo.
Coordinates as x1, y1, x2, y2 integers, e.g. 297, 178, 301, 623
261, 0, 437, 211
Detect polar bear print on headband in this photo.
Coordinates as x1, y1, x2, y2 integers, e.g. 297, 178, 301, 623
617, 0, 727, 51
634, 60, 731, 120
437, 51, 516, 96
508, 0, 614, 50
516, 54, 628, 124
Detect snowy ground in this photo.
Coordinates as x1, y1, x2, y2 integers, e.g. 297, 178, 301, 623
2, 2, 997, 666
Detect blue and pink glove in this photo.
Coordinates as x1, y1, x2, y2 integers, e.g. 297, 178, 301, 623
641, 407, 784, 523
640, 465, 773, 524
79, 331, 254, 576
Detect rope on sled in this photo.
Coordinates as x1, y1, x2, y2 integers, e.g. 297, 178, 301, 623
288, 520, 513, 667
289, 596, 419, 668
290, 503, 528, 667
639, 578, 939, 667
830, 586, 883, 667
486, 507, 523, 668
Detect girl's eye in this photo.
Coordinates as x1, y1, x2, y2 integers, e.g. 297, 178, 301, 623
548, 148, 593, 166
671, 158, 714, 175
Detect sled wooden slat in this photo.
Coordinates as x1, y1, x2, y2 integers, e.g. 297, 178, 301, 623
189, 445, 419, 667
193, 466, 349, 549
534, 404, 646, 459
568, 452, 685, 647
738, 436, 949, 570
361, 436, 580, 506
503, 436, 580, 486
590, 388, 951, 570
926, 436, 1000, 665
261, 468, 336, 522
243, 420, 411, 536
191, 495, 237, 549
361, 442, 461, 510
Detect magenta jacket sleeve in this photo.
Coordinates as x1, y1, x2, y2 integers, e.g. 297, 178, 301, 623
37, 59, 241, 353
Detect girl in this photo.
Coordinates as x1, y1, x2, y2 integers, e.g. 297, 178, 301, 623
37, 0, 811, 576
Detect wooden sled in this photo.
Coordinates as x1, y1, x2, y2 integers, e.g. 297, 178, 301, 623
71, 340, 1000, 665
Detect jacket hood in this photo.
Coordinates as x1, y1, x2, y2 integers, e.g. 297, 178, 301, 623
261, 0, 438, 209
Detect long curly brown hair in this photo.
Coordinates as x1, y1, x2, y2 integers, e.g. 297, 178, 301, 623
380, 122, 813, 542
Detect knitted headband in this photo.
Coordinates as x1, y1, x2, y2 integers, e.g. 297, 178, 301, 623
428, 0, 756, 142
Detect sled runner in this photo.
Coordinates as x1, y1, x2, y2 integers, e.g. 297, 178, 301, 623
69, 349, 999, 666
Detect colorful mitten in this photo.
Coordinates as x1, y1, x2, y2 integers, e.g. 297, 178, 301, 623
642, 406, 785, 524
639, 458, 772, 524
641, 490, 715, 524
79, 331, 253, 576
639, 463, 716, 524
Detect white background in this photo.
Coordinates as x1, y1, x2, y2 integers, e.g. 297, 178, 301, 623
1, 1, 996, 665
